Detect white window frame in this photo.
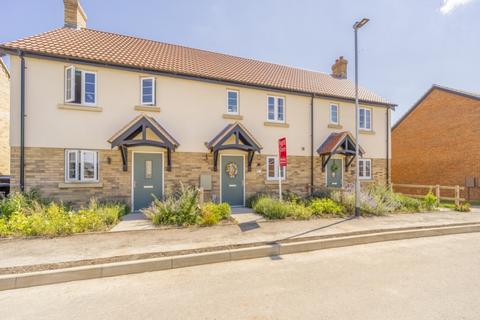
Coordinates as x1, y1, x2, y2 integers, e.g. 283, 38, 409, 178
65, 150, 99, 182
267, 96, 286, 123
359, 107, 372, 130
140, 77, 156, 106
358, 159, 372, 180
226, 89, 239, 115
81, 71, 97, 106
64, 66, 97, 106
266, 156, 286, 181
330, 103, 339, 124
64, 66, 75, 103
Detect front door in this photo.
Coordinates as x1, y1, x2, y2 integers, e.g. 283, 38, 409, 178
326, 159, 343, 188
133, 153, 163, 211
221, 155, 244, 206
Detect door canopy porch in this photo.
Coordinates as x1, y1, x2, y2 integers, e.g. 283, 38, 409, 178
317, 131, 364, 172
206, 122, 262, 172
108, 115, 179, 171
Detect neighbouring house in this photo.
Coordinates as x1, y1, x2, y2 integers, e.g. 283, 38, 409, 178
392, 85, 480, 200
0, 0, 394, 210
0, 58, 9, 175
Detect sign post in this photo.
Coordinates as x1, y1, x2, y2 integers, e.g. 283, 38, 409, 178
278, 137, 287, 201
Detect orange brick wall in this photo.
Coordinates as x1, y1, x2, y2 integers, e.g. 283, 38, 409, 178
392, 88, 480, 200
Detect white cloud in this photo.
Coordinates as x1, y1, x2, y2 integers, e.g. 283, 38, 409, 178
440, 0, 475, 14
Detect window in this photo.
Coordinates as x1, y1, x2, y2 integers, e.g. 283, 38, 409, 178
227, 90, 239, 114
65, 150, 99, 182
141, 77, 156, 105
64, 66, 97, 105
330, 104, 339, 124
359, 107, 372, 130
267, 96, 285, 122
358, 159, 371, 179
266, 156, 286, 181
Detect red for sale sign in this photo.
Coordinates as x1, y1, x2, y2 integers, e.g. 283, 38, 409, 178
278, 137, 287, 167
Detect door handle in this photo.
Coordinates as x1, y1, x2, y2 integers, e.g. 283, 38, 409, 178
229, 184, 237, 187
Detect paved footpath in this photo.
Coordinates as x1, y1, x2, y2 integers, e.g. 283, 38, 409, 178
1, 210, 480, 272
2, 233, 480, 320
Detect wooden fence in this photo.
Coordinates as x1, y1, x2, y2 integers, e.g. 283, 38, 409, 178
392, 183, 464, 205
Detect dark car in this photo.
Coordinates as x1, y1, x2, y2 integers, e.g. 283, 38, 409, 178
0, 175, 10, 199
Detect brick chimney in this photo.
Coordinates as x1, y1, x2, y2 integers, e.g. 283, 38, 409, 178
63, 0, 87, 29
331, 56, 348, 79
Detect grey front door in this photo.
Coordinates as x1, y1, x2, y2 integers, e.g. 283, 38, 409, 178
221, 155, 244, 206
326, 159, 343, 188
133, 153, 163, 211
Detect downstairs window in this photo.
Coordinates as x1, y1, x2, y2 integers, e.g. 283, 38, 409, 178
65, 150, 99, 182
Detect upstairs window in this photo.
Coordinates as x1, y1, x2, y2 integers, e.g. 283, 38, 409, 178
359, 159, 372, 179
64, 66, 97, 106
65, 150, 99, 182
227, 90, 239, 114
359, 107, 372, 130
267, 96, 285, 122
266, 156, 286, 181
141, 77, 156, 105
330, 104, 339, 124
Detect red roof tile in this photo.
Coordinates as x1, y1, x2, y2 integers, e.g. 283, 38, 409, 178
1, 28, 393, 106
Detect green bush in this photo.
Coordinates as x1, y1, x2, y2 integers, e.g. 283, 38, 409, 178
309, 198, 345, 217
0, 193, 127, 238
143, 184, 231, 226
246, 192, 268, 208
286, 203, 313, 220
394, 194, 423, 212
199, 203, 231, 226
282, 190, 302, 204
308, 187, 333, 200
423, 191, 438, 211
454, 202, 471, 212
253, 197, 289, 219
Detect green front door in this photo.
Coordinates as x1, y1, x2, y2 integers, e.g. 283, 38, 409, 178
221, 155, 244, 206
326, 159, 343, 188
133, 153, 163, 211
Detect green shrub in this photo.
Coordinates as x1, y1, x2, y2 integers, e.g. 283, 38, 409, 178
308, 187, 333, 200
423, 191, 438, 211
282, 190, 302, 204
253, 197, 289, 219
246, 192, 268, 208
309, 198, 345, 217
199, 202, 231, 226
0, 193, 127, 238
286, 203, 313, 220
143, 184, 231, 226
394, 194, 423, 212
454, 202, 471, 212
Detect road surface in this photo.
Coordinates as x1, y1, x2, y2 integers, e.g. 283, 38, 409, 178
2, 233, 480, 319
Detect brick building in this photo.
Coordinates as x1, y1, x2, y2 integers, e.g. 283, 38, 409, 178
392, 85, 480, 200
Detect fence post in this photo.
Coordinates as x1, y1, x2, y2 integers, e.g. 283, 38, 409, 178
454, 185, 460, 206
435, 185, 440, 204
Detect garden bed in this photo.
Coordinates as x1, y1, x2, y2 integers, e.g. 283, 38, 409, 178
0, 191, 128, 238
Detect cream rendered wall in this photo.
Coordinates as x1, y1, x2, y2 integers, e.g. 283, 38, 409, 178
0, 60, 9, 174
9, 56, 389, 158
313, 98, 390, 159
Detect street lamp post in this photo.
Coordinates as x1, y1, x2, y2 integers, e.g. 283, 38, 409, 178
353, 18, 369, 217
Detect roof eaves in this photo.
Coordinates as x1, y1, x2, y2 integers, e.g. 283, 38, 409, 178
393, 84, 480, 130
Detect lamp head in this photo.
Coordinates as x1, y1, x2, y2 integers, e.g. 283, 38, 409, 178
353, 18, 370, 30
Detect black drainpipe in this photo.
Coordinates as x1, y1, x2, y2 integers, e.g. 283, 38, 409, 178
386, 107, 390, 187
19, 51, 25, 192
310, 94, 314, 195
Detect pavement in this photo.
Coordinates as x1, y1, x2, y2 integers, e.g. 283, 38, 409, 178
2, 233, 479, 320
1, 210, 479, 274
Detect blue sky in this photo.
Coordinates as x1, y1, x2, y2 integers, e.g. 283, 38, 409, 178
1, 0, 479, 123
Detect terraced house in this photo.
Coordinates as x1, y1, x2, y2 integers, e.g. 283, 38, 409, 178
0, 58, 9, 176
0, 0, 394, 210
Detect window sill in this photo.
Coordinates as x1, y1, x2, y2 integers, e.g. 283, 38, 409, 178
360, 130, 375, 135
58, 103, 102, 112
264, 122, 289, 128
264, 180, 288, 185
135, 105, 161, 112
58, 182, 103, 189
222, 113, 243, 120
328, 123, 343, 129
